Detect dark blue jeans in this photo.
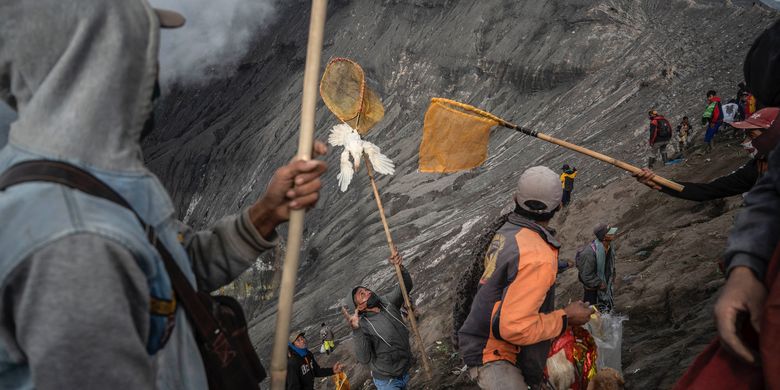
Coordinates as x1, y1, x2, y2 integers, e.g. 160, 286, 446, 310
372, 372, 410, 390
562, 190, 572, 206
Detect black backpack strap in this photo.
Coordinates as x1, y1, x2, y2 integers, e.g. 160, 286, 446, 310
0, 160, 225, 350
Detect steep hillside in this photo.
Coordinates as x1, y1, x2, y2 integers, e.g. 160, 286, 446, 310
145, 1, 778, 388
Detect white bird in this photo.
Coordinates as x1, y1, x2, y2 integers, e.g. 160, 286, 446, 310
328, 123, 395, 192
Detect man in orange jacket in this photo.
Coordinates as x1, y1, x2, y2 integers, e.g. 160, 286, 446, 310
458, 166, 593, 389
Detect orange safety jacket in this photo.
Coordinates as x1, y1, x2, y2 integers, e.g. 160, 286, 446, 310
458, 213, 567, 368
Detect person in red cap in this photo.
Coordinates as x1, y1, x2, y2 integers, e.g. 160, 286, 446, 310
674, 19, 780, 390
633, 106, 779, 201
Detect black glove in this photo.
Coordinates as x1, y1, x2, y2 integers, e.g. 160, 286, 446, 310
701, 117, 708, 126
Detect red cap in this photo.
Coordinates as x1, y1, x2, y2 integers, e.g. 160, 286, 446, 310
730, 107, 779, 129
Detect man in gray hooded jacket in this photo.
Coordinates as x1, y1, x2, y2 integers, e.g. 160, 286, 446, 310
346, 252, 413, 389
0, 1, 327, 389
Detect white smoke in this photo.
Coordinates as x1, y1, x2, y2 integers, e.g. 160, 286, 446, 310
149, 0, 277, 86
760, 0, 780, 10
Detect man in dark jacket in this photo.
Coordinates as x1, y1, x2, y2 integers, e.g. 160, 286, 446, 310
576, 224, 618, 312
286, 331, 343, 390
674, 21, 780, 388
346, 252, 413, 390
634, 107, 779, 201
458, 166, 593, 390
648, 111, 673, 167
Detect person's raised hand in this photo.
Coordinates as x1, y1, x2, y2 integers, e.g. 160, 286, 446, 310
249, 141, 328, 238
348, 308, 360, 330
714, 266, 766, 365
564, 301, 595, 326
633, 168, 662, 190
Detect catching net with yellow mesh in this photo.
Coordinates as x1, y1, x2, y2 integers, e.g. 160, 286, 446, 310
418, 98, 505, 173
320, 57, 385, 135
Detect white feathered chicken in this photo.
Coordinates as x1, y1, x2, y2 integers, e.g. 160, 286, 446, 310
328, 123, 395, 191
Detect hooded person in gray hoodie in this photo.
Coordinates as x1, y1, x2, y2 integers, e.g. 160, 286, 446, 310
346, 251, 414, 390
0, 1, 327, 389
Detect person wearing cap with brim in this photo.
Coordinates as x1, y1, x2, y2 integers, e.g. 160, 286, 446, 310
344, 250, 413, 390
286, 331, 344, 390
0, 1, 328, 389
457, 166, 594, 390
674, 19, 780, 389
634, 106, 780, 201
575, 223, 618, 313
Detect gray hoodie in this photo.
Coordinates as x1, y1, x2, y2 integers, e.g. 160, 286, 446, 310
346, 267, 413, 380
0, 1, 276, 389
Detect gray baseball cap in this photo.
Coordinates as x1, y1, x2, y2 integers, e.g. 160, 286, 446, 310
514, 166, 563, 214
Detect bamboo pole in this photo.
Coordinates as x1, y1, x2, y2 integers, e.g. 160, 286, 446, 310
269, 1, 327, 388
502, 123, 684, 192
362, 154, 433, 380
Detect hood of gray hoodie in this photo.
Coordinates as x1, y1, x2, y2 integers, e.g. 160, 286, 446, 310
346, 285, 369, 312
0, 0, 160, 173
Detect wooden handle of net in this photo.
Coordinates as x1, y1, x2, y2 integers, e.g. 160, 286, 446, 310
270, 1, 327, 389
363, 155, 433, 380
504, 123, 684, 192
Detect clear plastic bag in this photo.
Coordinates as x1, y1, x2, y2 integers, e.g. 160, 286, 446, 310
585, 312, 628, 374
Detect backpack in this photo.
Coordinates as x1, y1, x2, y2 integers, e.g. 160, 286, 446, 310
722, 103, 739, 123
656, 118, 672, 140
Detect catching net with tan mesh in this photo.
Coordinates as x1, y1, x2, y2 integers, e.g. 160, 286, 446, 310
332, 372, 350, 390
418, 98, 504, 173
320, 57, 384, 134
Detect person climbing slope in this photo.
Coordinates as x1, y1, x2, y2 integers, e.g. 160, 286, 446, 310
635, 107, 779, 201
702, 90, 724, 153
647, 110, 673, 167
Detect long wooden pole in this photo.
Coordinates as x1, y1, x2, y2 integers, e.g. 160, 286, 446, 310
362, 154, 433, 380
269, 1, 327, 388
504, 123, 684, 192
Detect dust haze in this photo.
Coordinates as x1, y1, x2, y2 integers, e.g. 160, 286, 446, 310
150, 0, 277, 87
